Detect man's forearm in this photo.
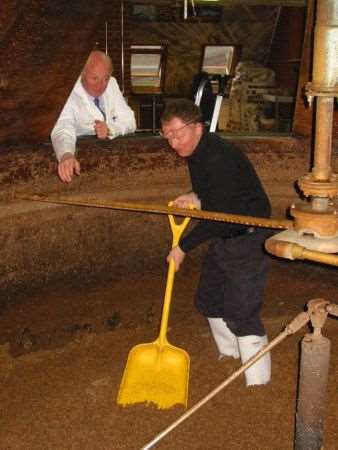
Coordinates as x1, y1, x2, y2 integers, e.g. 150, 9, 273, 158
51, 133, 76, 162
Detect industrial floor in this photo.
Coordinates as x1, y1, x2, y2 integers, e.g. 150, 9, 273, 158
0, 258, 337, 450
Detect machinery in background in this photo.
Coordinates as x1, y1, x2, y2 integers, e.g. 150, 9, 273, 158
192, 45, 240, 132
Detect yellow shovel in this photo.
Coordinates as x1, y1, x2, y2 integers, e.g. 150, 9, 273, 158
117, 210, 191, 409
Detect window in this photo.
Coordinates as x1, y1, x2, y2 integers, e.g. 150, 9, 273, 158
201, 45, 241, 76
130, 45, 167, 93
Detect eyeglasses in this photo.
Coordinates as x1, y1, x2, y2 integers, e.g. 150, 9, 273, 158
159, 120, 196, 140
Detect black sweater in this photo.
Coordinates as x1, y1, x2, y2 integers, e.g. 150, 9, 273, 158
180, 132, 271, 253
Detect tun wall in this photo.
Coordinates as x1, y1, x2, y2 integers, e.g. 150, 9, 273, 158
1, 136, 328, 297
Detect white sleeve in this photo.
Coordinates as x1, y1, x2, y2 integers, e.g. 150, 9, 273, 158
50, 98, 77, 162
107, 79, 136, 138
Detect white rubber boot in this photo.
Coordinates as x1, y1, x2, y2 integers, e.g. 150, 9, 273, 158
238, 335, 271, 386
207, 318, 240, 359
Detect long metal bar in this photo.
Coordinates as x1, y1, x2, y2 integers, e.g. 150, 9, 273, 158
141, 311, 310, 450
15, 193, 292, 230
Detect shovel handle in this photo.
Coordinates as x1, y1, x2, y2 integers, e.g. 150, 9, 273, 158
158, 202, 193, 346
168, 201, 192, 247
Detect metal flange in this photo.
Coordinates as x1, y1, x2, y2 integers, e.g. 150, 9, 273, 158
305, 82, 338, 98
298, 172, 338, 198
290, 202, 338, 237
305, 83, 338, 107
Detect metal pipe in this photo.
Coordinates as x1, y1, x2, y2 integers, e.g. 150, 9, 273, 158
309, 0, 338, 184
265, 239, 338, 266
295, 333, 331, 450
312, 97, 334, 181
312, 0, 338, 90
302, 0, 338, 198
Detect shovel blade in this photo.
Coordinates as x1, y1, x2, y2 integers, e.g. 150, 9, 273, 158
117, 341, 190, 409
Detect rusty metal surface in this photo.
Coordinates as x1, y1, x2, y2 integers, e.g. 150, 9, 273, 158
312, 0, 338, 90
298, 172, 338, 198
290, 203, 338, 237
312, 97, 335, 181
307, 299, 330, 336
15, 192, 292, 230
295, 334, 331, 450
293, 0, 338, 251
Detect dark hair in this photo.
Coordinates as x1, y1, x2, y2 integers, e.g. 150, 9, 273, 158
161, 98, 203, 125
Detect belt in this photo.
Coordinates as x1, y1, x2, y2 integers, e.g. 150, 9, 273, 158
222, 226, 256, 240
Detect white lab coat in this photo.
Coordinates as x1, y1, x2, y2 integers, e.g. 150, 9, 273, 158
51, 76, 136, 161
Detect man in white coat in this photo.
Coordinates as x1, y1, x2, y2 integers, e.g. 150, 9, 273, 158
51, 50, 136, 183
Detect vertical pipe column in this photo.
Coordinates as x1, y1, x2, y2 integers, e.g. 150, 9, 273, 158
311, 0, 338, 182
312, 0, 338, 89
312, 97, 334, 181
295, 333, 331, 450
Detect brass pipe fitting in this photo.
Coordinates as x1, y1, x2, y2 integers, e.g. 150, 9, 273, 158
290, 203, 338, 237
265, 238, 338, 266
307, 299, 330, 338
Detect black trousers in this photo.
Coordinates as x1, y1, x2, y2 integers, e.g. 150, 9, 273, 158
194, 229, 270, 337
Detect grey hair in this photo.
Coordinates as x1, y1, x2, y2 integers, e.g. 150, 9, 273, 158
83, 50, 113, 75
